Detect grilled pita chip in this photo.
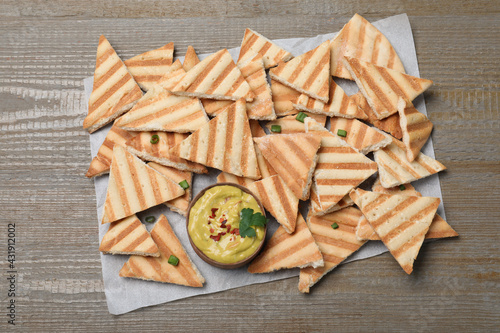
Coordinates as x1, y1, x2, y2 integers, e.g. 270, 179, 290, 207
120, 215, 205, 287
330, 117, 391, 154
156, 64, 187, 90
183, 45, 200, 72
247, 120, 278, 178
271, 79, 301, 116
124, 131, 207, 174
330, 13, 405, 80
249, 119, 266, 138
310, 187, 354, 216
171, 49, 255, 102
305, 118, 377, 215
238, 28, 293, 68
351, 92, 403, 139
350, 188, 440, 274
299, 207, 367, 293
248, 213, 323, 273
254, 133, 322, 200
270, 40, 331, 103
83, 35, 143, 133
124, 42, 177, 91
374, 139, 446, 188
294, 80, 367, 120
101, 145, 185, 224
343, 57, 433, 120
170, 98, 261, 179
114, 85, 209, 133
265, 114, 328, 135
216, 172, 255, 187
398, 98, 433, 162
99, 214, 159, 256
148, 162, 192, 216
248, 175, 299, 234
86, 123, 136, 178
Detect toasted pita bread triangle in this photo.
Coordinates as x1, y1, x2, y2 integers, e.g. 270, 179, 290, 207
271, 79, 302, 116
124, 131, 207, 174
330, 13, 405, 80
310, 187, 354, 216
216, 172, 255, 187
248, 175, 299, 234
304, 118, 377, 215
99, 214, 159, 256
254, 133, 322, 200
343, 57, 433, 120
249, 119, 266, 138
114, 84, 209, 133
350, 188, 440, 274
238, 28, 293, 69
101, 145, 185, 224
351, 92, 403, 139
270, 40, 331, 103
299, 207, 367, 293
86, 123, 136, 178
148, 162, 192, 216
171, 49, 255, 102
374, 139, 446, 188
156, 63, 187, 90
120, 215, 205, 287
170, 98, 261, 179
329, 117, 392, 154
248, 213, 323, 273
83, 35, 143, 133
265, 115, 307, 134
183, 46, 200, 72
124, 42, 177, 91
247, 120, 278, 178
294, 80, 367, 120
398, 98, 433, 162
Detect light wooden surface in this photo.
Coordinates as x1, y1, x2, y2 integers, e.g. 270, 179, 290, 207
1, 1, 499, 331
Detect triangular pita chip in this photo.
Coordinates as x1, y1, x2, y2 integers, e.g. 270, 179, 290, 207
265, 115, 307, 134
248, 213, 323, 273
216, 171, 255, 187
124, 42, 178, 91
299, 207, 367, 293
170, 98, 261, 179
310, 187, 354, 216
156, 64, 187, 90
86, 123, 136, 178
398, 98, 433, 162
171, 49, 255, 102
330, 13, 405, 80
248, 175, 299, 234
270, 79, 301, 116
182, 45, 200, 72
270, 40, 331, 103
99, 214, 159, 256
294, 80, 367, 120
343, 57, 433, 120
83, 35, 143, 133
101, 145, 185, 224
124, 131, 207, 174
350, 188, 440, 274
374, 139, 446, 188
329, 117, 392, 154
254, 133, 322, 200
238, 28, 293, 68
114, 85, 209, 133
249, 119, 266, 138
120, 215, 205, 287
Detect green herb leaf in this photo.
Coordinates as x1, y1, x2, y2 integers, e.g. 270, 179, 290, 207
168, 255, 179, 266
239, 208, 267, 238
271, 125, 282, 133
179, 180, 189, 190
337, 129, 347, 137
295, 112, 308, 123
150, 134, 160, 144
145, 216, 156, 223
331, 222, 339, 229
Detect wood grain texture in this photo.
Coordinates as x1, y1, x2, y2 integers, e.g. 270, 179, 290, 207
0, 1, 499, 331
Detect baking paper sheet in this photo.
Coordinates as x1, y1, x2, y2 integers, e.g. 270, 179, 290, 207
83, 13, 446, 315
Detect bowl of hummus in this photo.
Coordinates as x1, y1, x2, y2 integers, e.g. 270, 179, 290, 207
186, 183, 267, 269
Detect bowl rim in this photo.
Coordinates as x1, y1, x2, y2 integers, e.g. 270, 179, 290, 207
186, 182, 267, 269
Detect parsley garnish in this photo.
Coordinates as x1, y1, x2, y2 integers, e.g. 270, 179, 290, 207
239, 208, 267, 238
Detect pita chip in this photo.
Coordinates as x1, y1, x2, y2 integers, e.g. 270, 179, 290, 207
310, 187, 354, 216
270, 40, 331, 103
271, 79, 301, 116
83, 35, 143, 133
398, 98, 433, 162
248, 213, 324, 273
216, 172, 255, 188
120, 215, 205, 287
101, 145, 185, 224
183, 45, 200, 72
99, 215, 159, 256
350, 188, 440, 274
249, 119, 266, 138
238, 28, 293, 68
265, 115, 307, 134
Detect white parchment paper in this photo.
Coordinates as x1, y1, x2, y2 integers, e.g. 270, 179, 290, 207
83, 13, 446, 315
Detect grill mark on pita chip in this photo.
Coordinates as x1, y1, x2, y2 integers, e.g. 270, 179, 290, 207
238, 28, 293, 69
216, 172, 255, 187
271, 79, 302, 116
330, 117, 391, 154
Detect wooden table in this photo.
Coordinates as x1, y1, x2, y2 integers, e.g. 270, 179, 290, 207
1, 1, 499, 331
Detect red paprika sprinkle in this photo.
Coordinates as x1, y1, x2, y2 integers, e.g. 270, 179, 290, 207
220, 232, 226, 236
226, 225, 231, 233
210, 228, 214, 233
210, 234, 221, 241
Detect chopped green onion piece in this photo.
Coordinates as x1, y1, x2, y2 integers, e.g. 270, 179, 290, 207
179, 180, 189, 190
399, 185, 406, 191
145, 216, 156, 223
168, 255, 179, 266
295, 112, 308, 123
150, 134, 160, 144
331, 222, 339, 229
271, 125, 282, 133
337, 129, 347, 137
